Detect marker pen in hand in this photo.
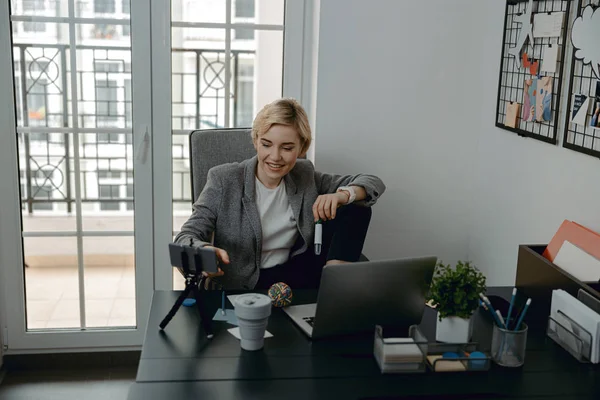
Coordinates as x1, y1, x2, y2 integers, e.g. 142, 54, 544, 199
314, 219, 323, 255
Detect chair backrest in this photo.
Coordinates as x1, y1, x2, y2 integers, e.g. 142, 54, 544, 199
189, 128, 256, 202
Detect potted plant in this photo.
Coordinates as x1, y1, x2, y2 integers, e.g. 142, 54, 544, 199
428, 260, 486, 343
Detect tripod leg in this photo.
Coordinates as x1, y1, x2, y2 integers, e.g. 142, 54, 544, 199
159, 280, 193, 330
191, 283, 214, 339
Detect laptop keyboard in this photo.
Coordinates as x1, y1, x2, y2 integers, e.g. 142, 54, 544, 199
302, 316, 315, 326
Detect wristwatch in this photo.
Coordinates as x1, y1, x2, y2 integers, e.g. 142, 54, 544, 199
337, 186, 356, 204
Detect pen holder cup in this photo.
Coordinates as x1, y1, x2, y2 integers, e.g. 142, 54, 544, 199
491, 323, 528, 367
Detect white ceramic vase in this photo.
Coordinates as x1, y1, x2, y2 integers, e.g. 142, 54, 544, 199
436, 315, 473, 343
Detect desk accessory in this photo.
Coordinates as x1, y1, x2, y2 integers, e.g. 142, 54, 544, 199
547, 310, 592, 362
268, 282, 293, 307
182, 298, 196, 307
373, 324, 428, 373
159, 242, 218, 338
506, 288, 517, 328
222, 291, 226, 315
496, 0, 570, 144
428, 261, 486, 343
425, 342, 491, 372
547, 289, 600, 363
514, 298, 531, 330
233, 293, 272, 351
563, 3, 600, 160
491, 322, 528, 367
314, 219, 323, 255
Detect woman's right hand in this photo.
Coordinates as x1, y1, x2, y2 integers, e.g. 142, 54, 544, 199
202, 245, 230, 278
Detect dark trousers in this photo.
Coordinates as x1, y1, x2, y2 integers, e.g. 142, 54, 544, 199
254, 204, 372, 290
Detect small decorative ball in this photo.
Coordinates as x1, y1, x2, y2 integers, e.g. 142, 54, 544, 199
268, 282, 293, 308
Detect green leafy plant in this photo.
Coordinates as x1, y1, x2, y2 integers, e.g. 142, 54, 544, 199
428, 261, 487, 321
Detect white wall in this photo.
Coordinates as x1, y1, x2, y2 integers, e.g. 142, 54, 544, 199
314, 0, 600, 286
469, 1, 600, 285
314, 0, 487, 266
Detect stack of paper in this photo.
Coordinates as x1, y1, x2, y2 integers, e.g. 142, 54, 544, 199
374, 336, 425, 373
544, 220, 600, 283
550, 289, 600, 363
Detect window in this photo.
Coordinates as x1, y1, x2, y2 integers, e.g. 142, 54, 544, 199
96, 80, 118, 115
234, 28, 254, 41
94, 0, 116, 14
99, 184, 120, 211
98, 170, 122, 180
234, 0, 255, 40
22, 0, 46, 33
95, 78, 119, 133
126, 183, 134, 210
97, 133, 121, 143
92, 24, 118, 39
125, 79, 132, 128
32, 168, 54, 211
235, 0, 255, 18
236, 62, 254, 127
26, 73, 48, 130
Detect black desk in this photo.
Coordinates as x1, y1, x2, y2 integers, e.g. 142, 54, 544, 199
128, 287, 600, 400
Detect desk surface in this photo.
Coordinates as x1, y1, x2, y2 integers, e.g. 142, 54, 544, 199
128, 287, 600, 400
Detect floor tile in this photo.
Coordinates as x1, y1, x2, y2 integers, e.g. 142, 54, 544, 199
49, 299, 80, 321
45, 319, 81, 329
110, 298, 136, 320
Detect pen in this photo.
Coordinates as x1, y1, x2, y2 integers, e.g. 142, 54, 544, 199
506, 288, 517, 329
221, 290, 226, 315
314, 219, 323, 255
479, 293, 504, 327
495, 310, 507, 329
479, 299, 488, 311
514, 298, 532, 331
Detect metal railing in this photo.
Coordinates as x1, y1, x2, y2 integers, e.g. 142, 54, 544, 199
14, 43, 255, 214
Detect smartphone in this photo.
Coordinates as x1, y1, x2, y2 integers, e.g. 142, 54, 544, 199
168, 243, 219, 274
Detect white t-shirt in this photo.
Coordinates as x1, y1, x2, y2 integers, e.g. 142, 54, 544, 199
255, 177, 299, 269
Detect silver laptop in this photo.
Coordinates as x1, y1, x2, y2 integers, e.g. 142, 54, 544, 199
282, 256, 437, 339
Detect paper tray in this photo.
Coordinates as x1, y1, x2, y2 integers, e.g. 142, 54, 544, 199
425, 342, 491, 372
373, 324, 428, 374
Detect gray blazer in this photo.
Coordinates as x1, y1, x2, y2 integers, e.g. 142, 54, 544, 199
174, 156, 386, 289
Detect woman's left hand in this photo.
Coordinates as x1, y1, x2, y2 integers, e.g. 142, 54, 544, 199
312, 192, 349, 222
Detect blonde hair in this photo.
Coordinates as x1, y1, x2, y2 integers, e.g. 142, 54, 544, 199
251, 98, 312, 155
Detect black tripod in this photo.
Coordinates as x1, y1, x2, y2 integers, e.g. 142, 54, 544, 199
159, 243, 214, 338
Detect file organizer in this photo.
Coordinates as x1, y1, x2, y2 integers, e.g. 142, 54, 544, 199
547, 289, 600, 363
516, 244, 600, 362
373, 324, 428, 373
515, 244, 600, 324
547, 310, 593, 362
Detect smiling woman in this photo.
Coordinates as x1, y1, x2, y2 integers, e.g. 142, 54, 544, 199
174, 98, 387, 291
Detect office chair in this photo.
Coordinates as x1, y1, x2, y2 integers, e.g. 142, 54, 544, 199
189, 128, 256, 201
187, 128, 368, 286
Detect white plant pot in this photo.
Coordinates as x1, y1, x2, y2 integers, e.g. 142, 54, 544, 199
436, 315, 473, 343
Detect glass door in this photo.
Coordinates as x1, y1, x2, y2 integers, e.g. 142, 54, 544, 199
0, 0, 153, 350
151, 0, 309, 290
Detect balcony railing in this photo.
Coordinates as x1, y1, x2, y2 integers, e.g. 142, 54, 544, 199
14, 43, 255, 214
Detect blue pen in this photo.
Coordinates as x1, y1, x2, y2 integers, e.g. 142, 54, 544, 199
506, 288, 517, 329
479, 299, 488, 311
221, 290, 226, 315
514, 298, 531, 331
